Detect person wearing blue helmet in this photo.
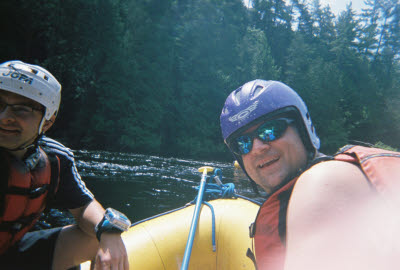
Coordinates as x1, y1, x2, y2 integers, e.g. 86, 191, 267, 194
221, 80, 400, 270
0, 61, 131, 270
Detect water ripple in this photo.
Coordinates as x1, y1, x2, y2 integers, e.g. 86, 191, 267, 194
70, 150, 262, 221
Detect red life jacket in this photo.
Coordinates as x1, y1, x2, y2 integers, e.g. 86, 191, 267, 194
251, 177, 297, 270
0, 148, 60, 254
251, 145, 400, 270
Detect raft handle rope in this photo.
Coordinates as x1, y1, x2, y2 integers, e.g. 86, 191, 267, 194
194, 168, 236, 200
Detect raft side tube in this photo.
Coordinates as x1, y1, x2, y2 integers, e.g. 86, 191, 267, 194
81, 197, 259, 270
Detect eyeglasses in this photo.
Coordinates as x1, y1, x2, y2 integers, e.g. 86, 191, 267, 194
229, 118, 294, 155
0, 99, 43, 118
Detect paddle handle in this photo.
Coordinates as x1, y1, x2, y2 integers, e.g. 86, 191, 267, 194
180, 167, 214, 270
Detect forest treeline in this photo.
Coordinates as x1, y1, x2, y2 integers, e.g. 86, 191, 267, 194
1, 0, 399, 160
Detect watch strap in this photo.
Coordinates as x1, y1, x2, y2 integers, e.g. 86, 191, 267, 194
95, 216, 123, 241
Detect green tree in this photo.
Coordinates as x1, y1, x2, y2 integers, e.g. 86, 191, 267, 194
250, 0, 293, 74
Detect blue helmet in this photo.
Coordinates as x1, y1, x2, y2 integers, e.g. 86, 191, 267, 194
221, 80, 320, 159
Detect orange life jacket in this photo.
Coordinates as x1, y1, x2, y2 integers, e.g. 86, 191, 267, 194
251, 145, 400, 270
0, 148, 60, 254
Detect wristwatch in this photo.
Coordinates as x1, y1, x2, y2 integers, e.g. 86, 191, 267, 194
95, 208, 131, 241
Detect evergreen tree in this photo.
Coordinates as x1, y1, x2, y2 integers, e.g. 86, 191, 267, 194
359, 0, 380, 57
250, 0, 293, 74
2, 0, 399, 156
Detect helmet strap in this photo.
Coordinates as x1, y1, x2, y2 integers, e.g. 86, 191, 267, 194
37, 115, 46, 134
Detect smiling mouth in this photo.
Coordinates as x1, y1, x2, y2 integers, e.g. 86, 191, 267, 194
258, 158, 279, 168
0, 127, 20, 134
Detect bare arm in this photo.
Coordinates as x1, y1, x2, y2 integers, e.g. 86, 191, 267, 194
69, 200, 129, 270
284, 160, 380, 270
69, 199, 105, 236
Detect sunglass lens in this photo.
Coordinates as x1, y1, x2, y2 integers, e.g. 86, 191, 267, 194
258, 121, 284, 141
236, 135, 252, 155
0, 100, 5, 112
259, 120, 287, 142
258, 125, 276, 141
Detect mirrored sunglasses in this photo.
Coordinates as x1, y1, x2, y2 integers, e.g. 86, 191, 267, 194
230, 118, 294, 155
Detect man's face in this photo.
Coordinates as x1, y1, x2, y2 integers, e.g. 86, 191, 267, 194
241, 121, 308, 193
0, 89, 44, 150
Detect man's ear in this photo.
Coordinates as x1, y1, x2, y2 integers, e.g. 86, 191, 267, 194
42, 115, 56, 133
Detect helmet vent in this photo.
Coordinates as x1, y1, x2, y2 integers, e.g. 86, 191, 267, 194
233, 87, 243, 103
253, 85, 264, 97
306, 112, 310, 120
31, 69, 38, 75
44, 75, 49, 81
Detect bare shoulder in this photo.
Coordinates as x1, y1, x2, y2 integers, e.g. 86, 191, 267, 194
285, 160, 398, 270
295, 160, 371, 197
286, 160, 374, 231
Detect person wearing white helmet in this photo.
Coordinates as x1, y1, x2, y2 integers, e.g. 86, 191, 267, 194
221, 80, 400, 270
0, 60, 61, 152
0, 60, 130, 270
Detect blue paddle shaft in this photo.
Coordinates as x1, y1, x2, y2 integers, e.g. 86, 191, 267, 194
181, 174, 208, 270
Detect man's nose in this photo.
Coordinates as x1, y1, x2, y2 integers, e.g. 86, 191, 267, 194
251, 137, 271, 153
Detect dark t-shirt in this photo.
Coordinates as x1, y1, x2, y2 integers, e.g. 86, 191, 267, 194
38, 136, 93, 209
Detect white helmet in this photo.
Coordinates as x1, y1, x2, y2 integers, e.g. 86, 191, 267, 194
0, 60, 61, 125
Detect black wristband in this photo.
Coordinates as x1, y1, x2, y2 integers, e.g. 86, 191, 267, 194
95, 216, 124, 241
95, 208, 131, 241
95, 216, 106, 241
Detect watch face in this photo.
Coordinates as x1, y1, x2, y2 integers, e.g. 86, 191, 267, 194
105, 208, 131, 231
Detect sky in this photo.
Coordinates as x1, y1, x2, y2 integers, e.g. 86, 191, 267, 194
319, 0, 367, 15
243, 0, 368, 16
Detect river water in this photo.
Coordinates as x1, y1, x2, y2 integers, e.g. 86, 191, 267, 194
41, 150, 265, 227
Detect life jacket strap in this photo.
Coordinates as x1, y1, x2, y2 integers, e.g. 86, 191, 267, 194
0, 213, 39, 233
6, 185, 49, 199
246, 248, 258, 270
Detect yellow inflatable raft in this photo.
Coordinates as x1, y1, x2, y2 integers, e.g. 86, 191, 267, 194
81, 197, 260, 269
